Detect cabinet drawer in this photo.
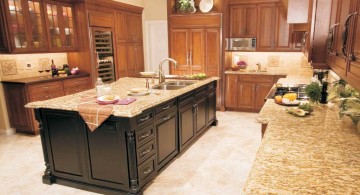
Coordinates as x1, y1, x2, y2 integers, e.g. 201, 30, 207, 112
195, 87, 207, 99
89, 11, 114, 28
138, 155, 156, 187
29, 91, 64, 102
239, 75, 274, 83
27, 81, 63, 95
136, 110, 154, 126
155, 99, 177, 118
136, 124, 155, 148
207, 81, 216, 91
178, 92, 194, 108
137, 139, 156, 165
63, 77, 90, 89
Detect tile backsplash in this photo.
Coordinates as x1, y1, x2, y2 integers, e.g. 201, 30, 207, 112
0, 53, 68, 81
231, 52, 313, 77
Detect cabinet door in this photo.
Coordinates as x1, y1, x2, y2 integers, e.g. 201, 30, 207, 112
243, 5, 258, 37
43, 111, 87, 182
170, 29, 189, 75
274, 4, 292, 50
126, 43, 137, 77
189, 29, 204, 74
26, 0, 48, 51
237, 82, 255, 109
178, 103, 195, 151
205, 28, 220, 77
115, 11, 126, 42
155, 111, 178, 170
45, 1, 77, 51
115, 41, 128, 78
255, 83, 273, 109
87, 121, 129, 189
225, 74, 238, 108
230, 5, 244, 37
0, 0, 10, 52
347, 0, 360, 90
257, 4, 276, 50
195, 96, 207, 134
135, 43, 144, 74
125, 13, 142, 42
334, 0, 352, 58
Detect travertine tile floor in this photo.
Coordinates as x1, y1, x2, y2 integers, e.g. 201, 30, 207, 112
0, 111, 261, 195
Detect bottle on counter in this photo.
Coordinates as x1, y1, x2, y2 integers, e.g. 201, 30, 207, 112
51, 59, 58, 76
96, 77, 104, 98
320, 78, 328, 104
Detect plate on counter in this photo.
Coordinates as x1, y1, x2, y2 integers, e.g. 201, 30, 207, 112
127, 88, 150, 96
97, 95, 120, 104
165, 75, 178, 78
275, 100, 300, 106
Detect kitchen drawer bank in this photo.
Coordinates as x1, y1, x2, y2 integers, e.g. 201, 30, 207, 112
2, 73, 90, 134
27, 77, 218, 194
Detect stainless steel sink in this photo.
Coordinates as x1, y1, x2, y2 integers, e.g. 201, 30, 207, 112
152, 80, 196, 90
152, 85, 186, 90
163, 81, 196, 86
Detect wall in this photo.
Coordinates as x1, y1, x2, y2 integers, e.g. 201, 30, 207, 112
0, 53, 68, 131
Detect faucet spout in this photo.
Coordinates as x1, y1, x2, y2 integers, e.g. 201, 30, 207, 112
158, 58, 177, 84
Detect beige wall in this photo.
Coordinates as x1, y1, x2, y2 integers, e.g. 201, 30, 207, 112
112, 0, 144, 7
143, 0, 167, 20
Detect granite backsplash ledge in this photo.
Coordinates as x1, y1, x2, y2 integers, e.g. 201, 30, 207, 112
0, 53, 68, 81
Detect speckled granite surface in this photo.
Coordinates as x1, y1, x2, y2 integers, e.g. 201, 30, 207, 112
26, 77, 219, 117
244, 99, 360, 194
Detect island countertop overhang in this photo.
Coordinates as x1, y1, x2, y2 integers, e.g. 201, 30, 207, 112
25, 77, 219, 118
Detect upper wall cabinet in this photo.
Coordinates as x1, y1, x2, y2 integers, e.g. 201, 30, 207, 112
0, 0, 77, 53
125, 13, 142, 43
44, 1, 77, 51
229, 4, 257, 38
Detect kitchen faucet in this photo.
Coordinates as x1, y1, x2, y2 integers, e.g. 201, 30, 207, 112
158, 58, 177, 84
256, 62, 262, 71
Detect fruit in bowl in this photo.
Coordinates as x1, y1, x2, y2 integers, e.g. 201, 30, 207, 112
231, 65, 240, 71
237, 61, 248, 69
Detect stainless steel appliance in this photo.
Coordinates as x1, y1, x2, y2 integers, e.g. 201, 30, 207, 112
227, 38, 256, 51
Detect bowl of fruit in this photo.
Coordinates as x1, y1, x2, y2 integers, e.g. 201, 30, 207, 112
237, 61, 248, 69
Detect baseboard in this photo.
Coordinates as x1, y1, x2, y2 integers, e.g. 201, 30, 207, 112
0, 128, 15, 135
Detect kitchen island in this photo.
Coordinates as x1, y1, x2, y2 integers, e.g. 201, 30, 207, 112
244, 99, 360, 194
26, 77, 218, 194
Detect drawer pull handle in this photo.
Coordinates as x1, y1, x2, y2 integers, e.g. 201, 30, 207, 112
140, 132, 150, 139
143, 167, 152, 175
163, 115, 171, 121
209, 92, 214, 96
162, 105, 171, 110
139, 114, 151, 122
141, 147, 152, 156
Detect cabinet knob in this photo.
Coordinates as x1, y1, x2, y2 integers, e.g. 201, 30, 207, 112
143, 167, 152, 175
162, 114, 171, 121
141, 147, 152, 156
140, 132, 150, 139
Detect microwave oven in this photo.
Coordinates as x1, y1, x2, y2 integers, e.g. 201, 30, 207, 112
226, 38, 256, 51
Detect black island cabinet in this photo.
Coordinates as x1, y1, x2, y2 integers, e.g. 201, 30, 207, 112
36, 81, 218, 194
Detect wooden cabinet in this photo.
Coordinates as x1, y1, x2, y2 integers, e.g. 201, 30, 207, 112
205, 28, 221, 77
178, 102, 195, 151
155, 107, 178, 170
230, 4, 257, 38
113, 10, 144, 78
0, 0, 77, 53
327, 0, 360, 90
44, 1, 77, 51
225, 74, 278, 112
2, 74, 90, 134
1, 0, 48, 52
257, 3, 295, 51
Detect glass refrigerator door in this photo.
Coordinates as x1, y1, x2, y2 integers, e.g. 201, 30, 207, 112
94, 29, 115, 83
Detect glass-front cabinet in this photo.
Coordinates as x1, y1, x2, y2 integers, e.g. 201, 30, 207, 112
45, 1, 76, 51
3, 0, 47, 52
0, 0, 77, 53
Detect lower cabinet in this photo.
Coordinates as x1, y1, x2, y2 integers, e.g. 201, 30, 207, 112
2, 74, 90, 134
154, 107, 178, 170
38, 81, 217, 194
225, 74, 282, 112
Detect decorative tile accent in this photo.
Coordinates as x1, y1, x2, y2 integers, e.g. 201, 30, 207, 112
39, 58, 50, 70
0, 60, 18, 76
267, 55, 280, 67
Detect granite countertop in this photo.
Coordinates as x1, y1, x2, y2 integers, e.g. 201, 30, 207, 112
1, 73, 90, 84
26, 77, 219, 118
244, 98, 360, 193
